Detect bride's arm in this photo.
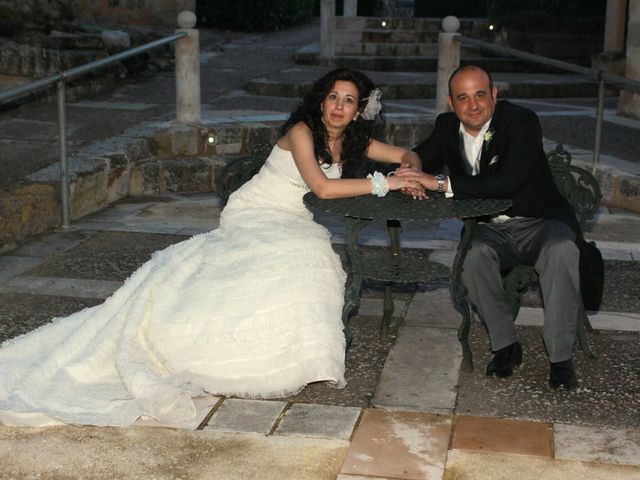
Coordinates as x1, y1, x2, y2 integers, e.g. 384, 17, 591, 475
366, 139, 422, 170
280, 123, 415, 200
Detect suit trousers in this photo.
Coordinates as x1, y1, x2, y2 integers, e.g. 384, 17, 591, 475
460, 217, 581, 362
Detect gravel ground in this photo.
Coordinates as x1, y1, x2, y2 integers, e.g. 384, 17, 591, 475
456, 322, 640, 429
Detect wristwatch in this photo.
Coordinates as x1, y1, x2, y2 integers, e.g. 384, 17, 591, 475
435, 174, 447, 193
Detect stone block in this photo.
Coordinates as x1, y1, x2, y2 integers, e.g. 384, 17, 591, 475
106, 165, 131, 203
203, 126, 245, 156
388, 123, 413, 149
159, 158, 214, 193
612, 175, 640, 212
594, 167, 616, 200
0, 184, 59, 251
105, 153, 128, 169
153, 125, 200, 157
245, 125, 277, 154
129, 161, 161, 196
123, 139, 153, 163
69, 169, 109, 219
100, 30, 131, 52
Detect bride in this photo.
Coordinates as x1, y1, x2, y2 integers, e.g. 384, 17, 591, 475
0, 68, 426, 427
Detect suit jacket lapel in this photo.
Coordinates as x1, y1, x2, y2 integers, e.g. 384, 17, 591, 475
479, 102, 502, 173
447, 120, 469, 175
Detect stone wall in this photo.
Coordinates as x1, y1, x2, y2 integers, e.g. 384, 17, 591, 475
71, 0, 195, 27
0, 0, 73, 35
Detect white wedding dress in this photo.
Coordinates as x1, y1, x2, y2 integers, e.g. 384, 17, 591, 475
0, 145, 347, 427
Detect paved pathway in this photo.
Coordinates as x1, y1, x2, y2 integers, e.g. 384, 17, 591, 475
1, 188, 639, 479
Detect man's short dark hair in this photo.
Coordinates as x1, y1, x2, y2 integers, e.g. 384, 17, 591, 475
448, 65, 494, 97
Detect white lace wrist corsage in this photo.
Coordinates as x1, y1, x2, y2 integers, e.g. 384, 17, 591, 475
367, 171, 389, 197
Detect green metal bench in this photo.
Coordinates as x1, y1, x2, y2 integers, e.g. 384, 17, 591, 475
215, 142, 270, 204
453, 144, 603, 371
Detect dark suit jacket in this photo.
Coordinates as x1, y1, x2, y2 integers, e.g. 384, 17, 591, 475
414, 100, 579, 233
414, 100, 604, 309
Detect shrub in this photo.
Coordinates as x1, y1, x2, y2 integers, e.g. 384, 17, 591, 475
488, 0, 606, 31
197, 0, 315, 31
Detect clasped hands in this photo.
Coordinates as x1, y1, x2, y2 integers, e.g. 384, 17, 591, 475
388, 163, 442, 200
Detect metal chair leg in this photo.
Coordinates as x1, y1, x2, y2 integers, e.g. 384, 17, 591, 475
457, 301, 474, 371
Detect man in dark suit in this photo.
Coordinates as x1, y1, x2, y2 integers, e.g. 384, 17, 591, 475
396, 65, 584, 389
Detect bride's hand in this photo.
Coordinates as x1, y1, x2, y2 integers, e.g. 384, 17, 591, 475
387, 175, 427, 199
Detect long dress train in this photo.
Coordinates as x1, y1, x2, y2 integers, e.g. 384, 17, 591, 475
0, 145, 347, 427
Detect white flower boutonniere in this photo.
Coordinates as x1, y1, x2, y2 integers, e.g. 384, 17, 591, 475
483, 128, 494, 150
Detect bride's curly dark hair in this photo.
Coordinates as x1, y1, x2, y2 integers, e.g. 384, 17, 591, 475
279, 68, 385, 178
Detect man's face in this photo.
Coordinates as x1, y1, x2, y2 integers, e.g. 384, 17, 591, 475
447, 69, 497, 136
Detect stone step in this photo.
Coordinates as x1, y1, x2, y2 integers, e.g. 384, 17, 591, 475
244, 73, 601, 99
335, 29, 439, 44
294, 44, 572, 73
334, 16, 488, 33
3, 114, 639, 252
336, 41, 440, 57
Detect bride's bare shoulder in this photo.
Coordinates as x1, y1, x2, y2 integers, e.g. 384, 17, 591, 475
278, 122, 312, 150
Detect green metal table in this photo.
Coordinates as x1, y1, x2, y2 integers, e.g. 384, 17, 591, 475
304, 191, 512, 350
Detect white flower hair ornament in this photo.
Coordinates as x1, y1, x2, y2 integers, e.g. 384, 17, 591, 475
360, 88, 382, 120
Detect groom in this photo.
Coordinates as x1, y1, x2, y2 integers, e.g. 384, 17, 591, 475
397, 65, 599, 389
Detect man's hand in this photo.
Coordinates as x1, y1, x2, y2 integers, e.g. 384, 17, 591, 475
394, 166, 441, 192
389, 163, 427, 199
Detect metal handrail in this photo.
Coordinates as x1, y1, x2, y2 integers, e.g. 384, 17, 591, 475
0, 33, 186, 104
455, 34, 640, 170
456, 35, 640, 92
0, 32, 187, 228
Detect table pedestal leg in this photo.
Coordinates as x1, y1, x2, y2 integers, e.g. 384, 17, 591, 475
380, 220, 402, 338
381, 283, 394, 337
342, 217, 370, 348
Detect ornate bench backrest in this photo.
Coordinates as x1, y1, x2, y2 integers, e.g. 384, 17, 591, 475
547, 144, 602, 226
215, 142, 270, 204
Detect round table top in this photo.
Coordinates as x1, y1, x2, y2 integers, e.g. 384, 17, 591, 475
304, 191, 512, 221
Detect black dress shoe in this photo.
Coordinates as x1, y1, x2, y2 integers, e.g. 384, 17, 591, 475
486, 341, 523, 377
549, 359, 578, 390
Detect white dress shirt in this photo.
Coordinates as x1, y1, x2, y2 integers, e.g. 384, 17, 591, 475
445, 119, 492, 197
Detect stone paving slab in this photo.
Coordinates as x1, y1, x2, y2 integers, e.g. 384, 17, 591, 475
340, 408, 452, 480
404, 288, 460, 329
554, 424, 640, 467
337, 475, 398, 480
451, 416, 553, 457
373, 326, 461, 413
515, 306, 640, 332
0, 275, 122, 299
0, 255, 44, 283
444, 449, 640, 480
8, 229, 94, 259
205, 399, 286, 435
135, 396, 221, 430
274, 403, 361, 440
